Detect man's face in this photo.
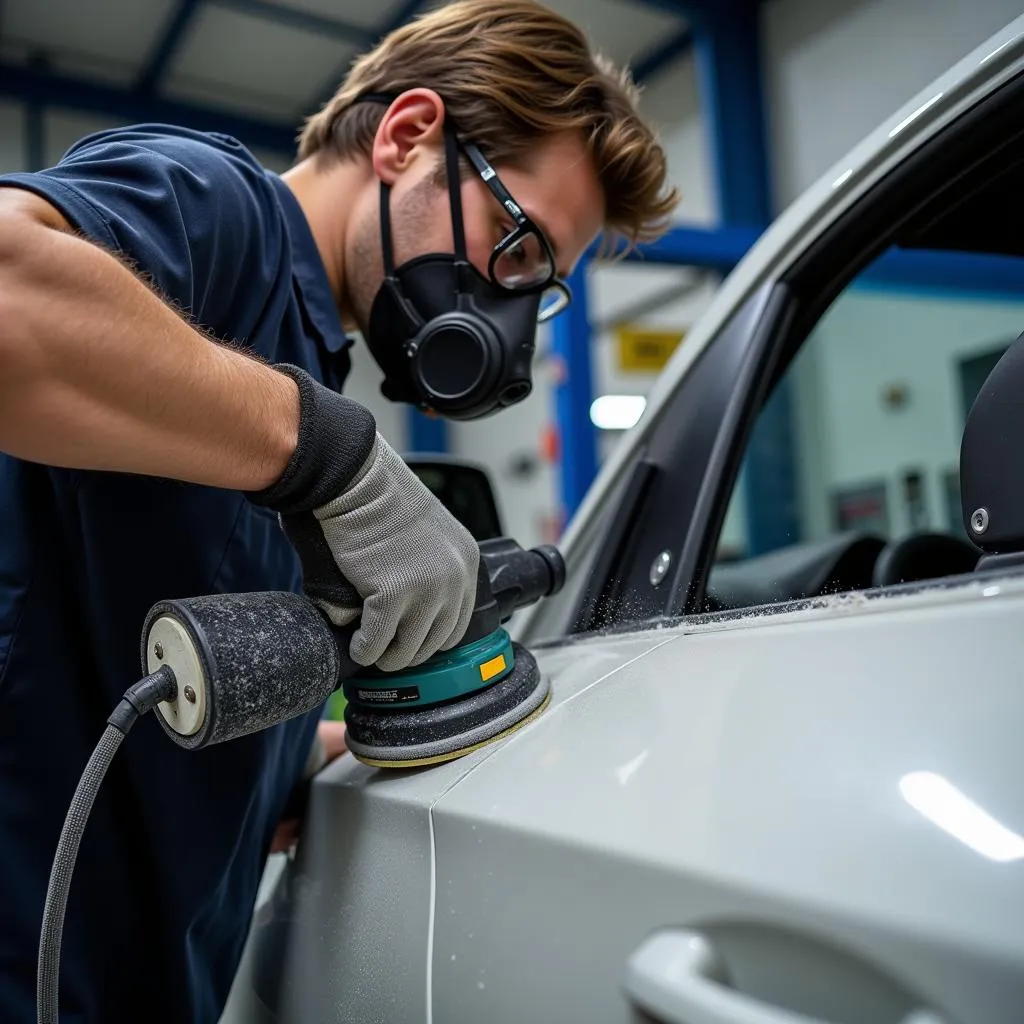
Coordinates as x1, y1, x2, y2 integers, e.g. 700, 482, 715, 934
346, 129, 605, 338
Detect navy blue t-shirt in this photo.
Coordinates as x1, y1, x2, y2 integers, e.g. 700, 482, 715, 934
0, 125, 353, 1022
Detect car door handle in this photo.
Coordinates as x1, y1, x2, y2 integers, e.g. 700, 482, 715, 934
623, 930, 949, 1024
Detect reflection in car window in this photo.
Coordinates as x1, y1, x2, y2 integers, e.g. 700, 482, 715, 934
707, 247, 1024, 612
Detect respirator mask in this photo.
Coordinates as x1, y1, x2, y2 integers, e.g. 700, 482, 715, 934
359, 94, 572, 421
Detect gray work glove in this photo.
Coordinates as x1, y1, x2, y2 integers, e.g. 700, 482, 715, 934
248, 365, 479, 672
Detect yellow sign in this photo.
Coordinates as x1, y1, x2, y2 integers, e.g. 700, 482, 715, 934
615, 326, 686, 373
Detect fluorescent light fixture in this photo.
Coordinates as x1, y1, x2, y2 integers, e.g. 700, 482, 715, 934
900, 771, 1024, 863
591, 395, 646, 430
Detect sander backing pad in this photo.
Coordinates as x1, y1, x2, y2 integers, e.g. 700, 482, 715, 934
345, 643, 550, 768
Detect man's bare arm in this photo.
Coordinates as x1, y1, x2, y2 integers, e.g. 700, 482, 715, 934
0, 188, 298, 491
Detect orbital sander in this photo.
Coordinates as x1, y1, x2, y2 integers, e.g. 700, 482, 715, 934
141, 535, 564, 767
36, 535, 563, 1023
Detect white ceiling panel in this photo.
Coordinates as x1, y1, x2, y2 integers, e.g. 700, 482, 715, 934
2, 0, 173, 77
266, 0, 425, 33
166, 5, 357, 111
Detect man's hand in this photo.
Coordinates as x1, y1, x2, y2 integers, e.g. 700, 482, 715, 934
270, 720, 349, 855
249, 365, 479, 672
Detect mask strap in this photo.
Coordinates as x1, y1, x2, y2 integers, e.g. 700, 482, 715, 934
379, 181, 396, 277
444, 126, 468, 265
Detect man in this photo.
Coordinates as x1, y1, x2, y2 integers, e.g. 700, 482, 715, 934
0, 0, 677, 1019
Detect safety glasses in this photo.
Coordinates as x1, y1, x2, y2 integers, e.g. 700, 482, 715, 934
460, 140, 572, 323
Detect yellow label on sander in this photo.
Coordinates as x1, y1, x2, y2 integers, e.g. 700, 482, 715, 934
479, 654, 507, 682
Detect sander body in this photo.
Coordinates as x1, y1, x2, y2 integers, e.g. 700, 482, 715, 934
140, 537, 564, 768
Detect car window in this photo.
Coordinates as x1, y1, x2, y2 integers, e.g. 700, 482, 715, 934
524, 72, 1024, 636
705, 247, 1024, 613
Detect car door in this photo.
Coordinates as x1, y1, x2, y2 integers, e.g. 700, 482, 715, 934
425, 38, 1024, 1024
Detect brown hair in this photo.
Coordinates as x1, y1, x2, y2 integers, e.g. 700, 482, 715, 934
297, 0, 679, 248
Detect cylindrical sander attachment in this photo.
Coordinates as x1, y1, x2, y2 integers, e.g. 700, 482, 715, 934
141, 591, 356, 750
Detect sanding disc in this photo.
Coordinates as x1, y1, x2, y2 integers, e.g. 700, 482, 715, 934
345, 644, 550, 769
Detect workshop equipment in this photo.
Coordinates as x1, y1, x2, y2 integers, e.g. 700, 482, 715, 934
38, 535, 563, 1024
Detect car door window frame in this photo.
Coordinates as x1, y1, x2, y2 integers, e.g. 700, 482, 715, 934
675, 68, 1024, 620
542, 68, 1024, 639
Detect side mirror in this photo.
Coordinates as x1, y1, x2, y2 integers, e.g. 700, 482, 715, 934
404, 454, 505, 542
960, 329, 1024, 572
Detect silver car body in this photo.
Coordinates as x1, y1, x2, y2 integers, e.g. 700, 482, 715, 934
222, 16, 1024, 1024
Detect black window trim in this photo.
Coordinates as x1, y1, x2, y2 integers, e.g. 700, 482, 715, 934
557, 281, 784, 634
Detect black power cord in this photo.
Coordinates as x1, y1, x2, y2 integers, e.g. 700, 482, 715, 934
37, 665, 178, 1024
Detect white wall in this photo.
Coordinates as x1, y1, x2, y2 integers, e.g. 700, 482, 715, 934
804, 290, 1024, 539
722, 289, 1024, 556
761, 0, 1024, 206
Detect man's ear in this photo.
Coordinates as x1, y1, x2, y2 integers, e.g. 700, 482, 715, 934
372, 89, 447, 185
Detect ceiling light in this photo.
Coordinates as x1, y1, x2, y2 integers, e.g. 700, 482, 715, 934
590, 395, 646, 431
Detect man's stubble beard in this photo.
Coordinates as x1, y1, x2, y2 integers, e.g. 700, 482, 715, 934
346, 173, 445, 340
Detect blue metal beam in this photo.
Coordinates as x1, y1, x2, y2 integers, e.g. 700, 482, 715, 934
690, 0, 786, 553
311, 0, 427, 110
599, 223, 761, 270
137, 0, 202, 94
632, 25, 692, 85
597, 227, 1024, 302
859, 249, 1024, 301
406, 408, 449, 453
0, 59, 297, 154
552, 264, 599, 522
689, 1, 772, 227
211, 0, 375, 46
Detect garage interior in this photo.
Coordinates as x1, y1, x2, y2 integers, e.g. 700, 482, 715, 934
2, 0, 1021, 557
3, 3, 1024, 1023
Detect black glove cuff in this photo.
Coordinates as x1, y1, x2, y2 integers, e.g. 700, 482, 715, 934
246, 364, 377, 514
